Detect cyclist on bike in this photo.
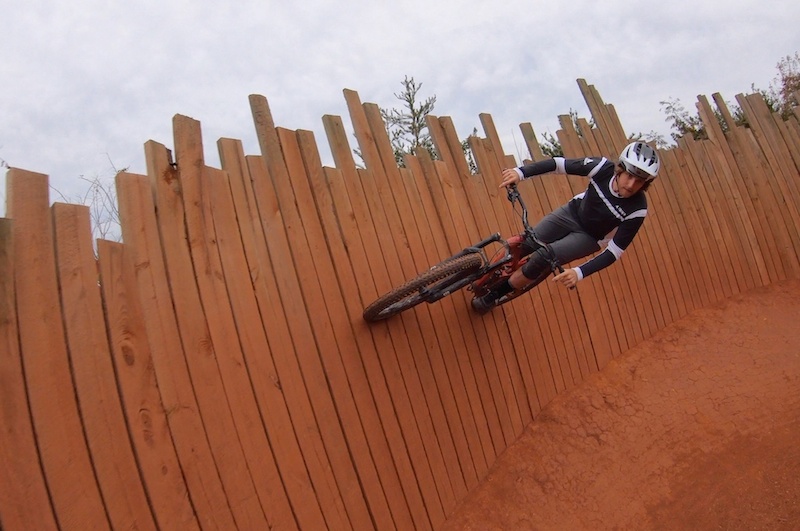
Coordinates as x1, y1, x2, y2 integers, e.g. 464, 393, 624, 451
471, 140, 660, 314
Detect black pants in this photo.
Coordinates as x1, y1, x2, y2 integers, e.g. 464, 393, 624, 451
520, 204, 601, 280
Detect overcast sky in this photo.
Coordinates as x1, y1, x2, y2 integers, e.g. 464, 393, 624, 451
2, 0, 799, 216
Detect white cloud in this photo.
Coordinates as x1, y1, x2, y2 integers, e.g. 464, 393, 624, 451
2, 0, 799, 216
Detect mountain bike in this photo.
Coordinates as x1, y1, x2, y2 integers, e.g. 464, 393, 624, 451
362, 184, 567, 322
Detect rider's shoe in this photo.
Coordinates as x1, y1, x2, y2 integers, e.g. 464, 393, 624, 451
471, 292, 498, 315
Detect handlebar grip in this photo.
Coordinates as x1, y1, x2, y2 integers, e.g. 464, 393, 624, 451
554, 263, 576, 290
506, 184, 520, 202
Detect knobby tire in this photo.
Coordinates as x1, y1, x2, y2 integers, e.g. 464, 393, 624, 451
362, 253, 483, 322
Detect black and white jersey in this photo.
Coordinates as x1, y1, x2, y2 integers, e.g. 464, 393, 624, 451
518, 156, 648, 278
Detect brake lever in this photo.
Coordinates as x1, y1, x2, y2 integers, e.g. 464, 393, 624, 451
553, 262, 576, 291
506, 184, 519, 202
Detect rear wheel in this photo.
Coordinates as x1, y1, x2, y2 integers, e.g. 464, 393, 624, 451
363, 253, 483, 322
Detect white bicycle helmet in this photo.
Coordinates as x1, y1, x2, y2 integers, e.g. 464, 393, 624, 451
618, 141, 660, 181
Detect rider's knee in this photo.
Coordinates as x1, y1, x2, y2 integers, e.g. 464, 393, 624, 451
521, 248, 552, 280
519, 234, 542, 257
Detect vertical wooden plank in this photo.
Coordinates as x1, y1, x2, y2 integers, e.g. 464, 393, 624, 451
682, 136, 742, 296
470, 135, 577, 399
434, 157, 529, 440
556, 124, 635, 354
657, 150, 714, 309
490, 131, 584, 386
479, 112, 506, 162
174, 116, 309, 530
440, 144, 552, 419
429, 115, 472, 180
324, 106, 443, 530
579, 100, 676, 347
619, 185, 675, 329
363, 102, 477, 496
415, 149, 510, 457
318, 115, 480, 502
238, 128, 376, 529
736, 94, 800, 275
478, 133, 570, 400
773, 114, 800, 173
744, 94, 800, 215
356, 161, 458, 520
250, 97, 387, 529
571, 116, 658, 345
300, 126, 431, 524
426, 117, 486, 247
461, 170, 534, 431
658, 161, 701, 312
433, 116, 530, 441
97, 238, 200, 531
142, 136, 302, 528
0, 217, 59, 531
246, 126, 367, 531
721, 122, 789, 282
520, 123, 616, 372
6, 169, 110, 530
317, 123, 431, 528
582, 116, 662, 342
124, 147, 239, 530
729, 95, 800, 282
519, 122, 546, 161
605, 104, 631, 150
439, 116, 499, 230
118, 164, 275, 529
681, 136, 739, 299
221, 138, 361, 531
392, 160, 482, 494
52, 203, 157, 530
520, 123, 616, 375
286, 130, 420, 529
403, 155, 498, 471
681, 135, 752, 294
532, 182, 597, 379
184, 161, 298, 530
576, 79, 624, 152
514, 152, 593, 383
203, 168, 322, 525
672, 145, 726, 303
638, 168, 691, 322
220, 141, 362, 527
344, 90, 465, 525
322, 107, 437, 527
555, 125, 634, 355
702, 130, 762, 291
232, 152, 343, 531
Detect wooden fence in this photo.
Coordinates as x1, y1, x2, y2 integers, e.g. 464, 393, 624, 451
2, 80, 799, 530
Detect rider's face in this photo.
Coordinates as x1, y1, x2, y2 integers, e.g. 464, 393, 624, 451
614, 171, 647, 198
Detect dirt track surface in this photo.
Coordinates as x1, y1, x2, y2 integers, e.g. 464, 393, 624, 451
443, 279, 800, 530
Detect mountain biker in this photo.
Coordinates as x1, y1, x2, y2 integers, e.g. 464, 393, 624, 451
471, 141, 660, 314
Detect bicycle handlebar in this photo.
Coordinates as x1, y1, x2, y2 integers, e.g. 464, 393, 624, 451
505, 184, 530, 229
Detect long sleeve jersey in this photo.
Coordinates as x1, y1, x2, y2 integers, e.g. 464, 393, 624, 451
516, 156, 648, 279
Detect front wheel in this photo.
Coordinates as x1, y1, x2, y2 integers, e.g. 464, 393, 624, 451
363, 253, 483, 322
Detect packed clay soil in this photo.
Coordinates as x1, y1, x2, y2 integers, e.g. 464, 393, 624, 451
443, 279, 800, 531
